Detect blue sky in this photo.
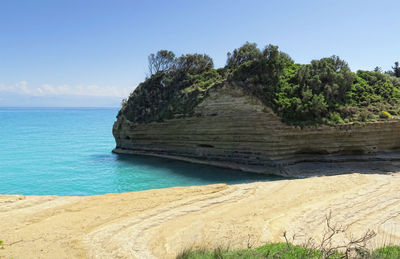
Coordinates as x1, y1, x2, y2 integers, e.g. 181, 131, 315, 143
0, 0, 399, 106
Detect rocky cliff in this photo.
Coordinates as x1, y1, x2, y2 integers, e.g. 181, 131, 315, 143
113, 84, 400, 176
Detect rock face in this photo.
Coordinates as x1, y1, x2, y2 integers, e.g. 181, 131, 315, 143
113, 84, 400, 176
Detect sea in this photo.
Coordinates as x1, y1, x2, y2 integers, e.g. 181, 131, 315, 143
0, 107, 281, 196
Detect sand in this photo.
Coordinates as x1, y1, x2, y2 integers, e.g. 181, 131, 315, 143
1, 173, 400, 258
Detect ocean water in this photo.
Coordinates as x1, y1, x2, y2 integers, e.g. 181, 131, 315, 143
0, 108, 282, 196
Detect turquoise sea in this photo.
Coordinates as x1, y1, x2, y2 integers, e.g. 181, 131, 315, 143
0, 108, 281, 196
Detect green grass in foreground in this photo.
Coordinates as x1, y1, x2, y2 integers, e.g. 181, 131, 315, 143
176, 243, 400, 259
372, 246, 400, 259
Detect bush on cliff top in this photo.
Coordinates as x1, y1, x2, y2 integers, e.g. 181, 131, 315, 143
120, 53, 223, 123
119, 43, 400, 126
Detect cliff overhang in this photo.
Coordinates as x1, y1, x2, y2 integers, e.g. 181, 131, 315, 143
113, 83, 400, 177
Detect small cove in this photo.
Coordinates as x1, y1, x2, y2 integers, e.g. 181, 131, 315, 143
0, 107, 283, 196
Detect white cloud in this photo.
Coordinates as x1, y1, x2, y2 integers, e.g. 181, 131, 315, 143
0, 81, 132, 98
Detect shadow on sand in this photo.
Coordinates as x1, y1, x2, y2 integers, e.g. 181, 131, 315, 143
109, 151, 400, 180
109, 153, 285, 184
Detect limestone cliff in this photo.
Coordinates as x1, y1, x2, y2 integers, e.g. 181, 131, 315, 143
113, 83, 400, 176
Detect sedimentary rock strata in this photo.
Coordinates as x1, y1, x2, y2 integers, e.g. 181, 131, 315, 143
113, 84, 400, 176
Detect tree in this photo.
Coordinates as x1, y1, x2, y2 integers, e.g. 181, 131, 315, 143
226, 43, 293, 86
374, 66, 382, 73
392, 61, 400, 77
295, 56, 354, 106
176, 54, 214, 74
259, 44, 293, 86
226, 42, 261, 69
148, 50, 176, 75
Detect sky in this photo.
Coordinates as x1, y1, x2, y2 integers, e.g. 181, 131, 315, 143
0, 0, 399, 107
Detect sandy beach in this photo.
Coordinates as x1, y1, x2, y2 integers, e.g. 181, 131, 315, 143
1, 173, 400, 259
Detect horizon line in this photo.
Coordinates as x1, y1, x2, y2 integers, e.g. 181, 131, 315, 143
0, 106, 120, 109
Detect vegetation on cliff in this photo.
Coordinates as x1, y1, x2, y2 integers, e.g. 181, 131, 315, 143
119, 43, 400, 126
120, 52, 223, 123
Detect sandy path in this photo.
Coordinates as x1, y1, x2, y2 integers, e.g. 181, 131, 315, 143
1, 173, 400, 258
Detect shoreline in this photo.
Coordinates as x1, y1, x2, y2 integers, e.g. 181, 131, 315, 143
113, 147, 400, 177
1, 173, 400, 258
112, 147, 271, 175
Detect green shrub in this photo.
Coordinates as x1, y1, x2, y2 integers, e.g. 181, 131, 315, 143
177, 244, 400, 259
358, 109, 374, 122
176, 243, 326, 259
372, 245, 400, 259
176, 243, 343, 259
328, 112, 344, 125
380, 111, 392, 119
119, 43, 400, 126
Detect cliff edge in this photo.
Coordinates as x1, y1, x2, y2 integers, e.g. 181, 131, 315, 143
112, 44, 400, 176
113, 83, 400, 176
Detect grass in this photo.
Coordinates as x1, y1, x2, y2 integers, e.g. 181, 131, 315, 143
177, 243, 331, 259
176, 243, 400, 259
371, 246, 400, 259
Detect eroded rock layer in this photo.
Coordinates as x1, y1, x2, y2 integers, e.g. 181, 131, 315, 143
113, 84, 400, 176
